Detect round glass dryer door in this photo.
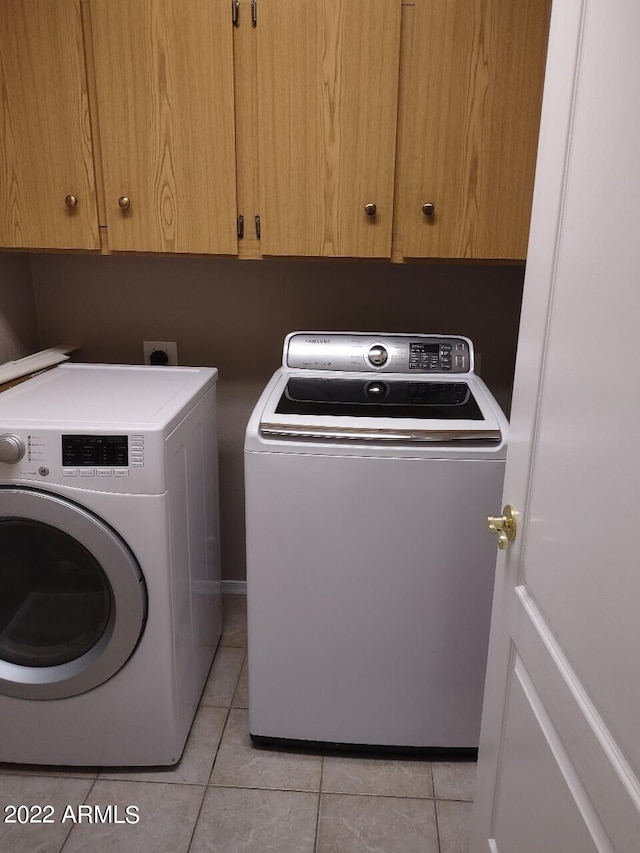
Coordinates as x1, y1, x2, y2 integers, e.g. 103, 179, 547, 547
0, 488, 147, 700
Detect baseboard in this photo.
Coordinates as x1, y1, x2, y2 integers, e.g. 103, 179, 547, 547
221, 580, 247, 595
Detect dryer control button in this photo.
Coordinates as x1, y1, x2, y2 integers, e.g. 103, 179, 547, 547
63, 468, 78, 477
114, 468, 129, 477
0, 433, 25, 464
367, 345, 389, 367
96, 468, 113, 477
79, 469, 95, 477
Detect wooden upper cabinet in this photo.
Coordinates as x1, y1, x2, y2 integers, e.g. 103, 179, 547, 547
0, 1, 99, 250
395, 0, 551, 260
89, 0, 237, 254
0, 0, 550, 260
257, 0, 402, 258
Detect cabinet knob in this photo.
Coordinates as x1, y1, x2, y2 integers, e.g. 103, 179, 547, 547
364, 203, 377, 216
118, 196, 131, 211
64, 195, 78, 209
422, 203, 435, 217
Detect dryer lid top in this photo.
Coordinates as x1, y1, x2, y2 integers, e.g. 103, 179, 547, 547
0, 364, 217, 428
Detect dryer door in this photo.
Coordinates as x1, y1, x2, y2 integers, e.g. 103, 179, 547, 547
0, 488, 147, 700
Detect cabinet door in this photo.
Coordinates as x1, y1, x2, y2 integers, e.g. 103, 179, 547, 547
396, 0, 550, 260
0, 1, 99, 250
257, 0, 401, 258
90, 0, 237, 254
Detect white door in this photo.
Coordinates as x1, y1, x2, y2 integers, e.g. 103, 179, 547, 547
471, 1, 640, 851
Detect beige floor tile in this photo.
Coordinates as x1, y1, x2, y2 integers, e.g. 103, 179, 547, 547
210, 709, 322, 792
437, 799, 473, 853
100, 706, 227, 785
322, 755, 433, 798
317, 793, 439, 853
200, 647, 245, 708
432, 762, 476, 802
221, 595, 247, 648
189, 786, 318, 853
0, 773, 93, 853
61, 779, 204, 853
231, 657, 248, 709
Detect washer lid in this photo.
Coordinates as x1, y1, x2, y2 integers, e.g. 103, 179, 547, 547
259, 373, 503, 443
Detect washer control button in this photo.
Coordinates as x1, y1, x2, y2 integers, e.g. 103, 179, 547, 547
367, 345, 388, 367
79, 469, 95, 477
96, 468, 113, 477
114, 468, 129, 477
38, 466, 50, 477
63, 468, 78, 477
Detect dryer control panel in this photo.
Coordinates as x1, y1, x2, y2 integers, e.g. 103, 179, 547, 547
285, 333, 473, 374
0, 430, 163, 494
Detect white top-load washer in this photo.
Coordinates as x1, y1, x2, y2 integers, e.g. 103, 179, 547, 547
245, 332, 508, 753
0, 363, 221, 766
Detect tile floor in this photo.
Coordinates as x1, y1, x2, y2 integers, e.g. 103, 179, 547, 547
0, 595, 475, 853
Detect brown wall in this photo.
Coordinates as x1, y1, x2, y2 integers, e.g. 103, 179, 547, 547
30, 253, 524, 583
0, 253, 39, 362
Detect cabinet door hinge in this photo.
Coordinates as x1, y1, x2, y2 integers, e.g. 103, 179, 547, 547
251, 0, 258, 28
237, 214, 245, 240
255, 215, 261, 240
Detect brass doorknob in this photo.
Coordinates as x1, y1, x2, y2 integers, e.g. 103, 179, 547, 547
64, 195, 78, 208
487, 505, 517, 550
422, 202, 435, 216
118, 196, 131, 211
364, 203, 377, 216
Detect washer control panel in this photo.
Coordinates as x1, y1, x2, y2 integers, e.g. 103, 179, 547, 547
285, 333, 473, 374
367, 345, 389, 367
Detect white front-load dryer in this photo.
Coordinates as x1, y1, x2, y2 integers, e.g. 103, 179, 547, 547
0, 364, 221, 766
